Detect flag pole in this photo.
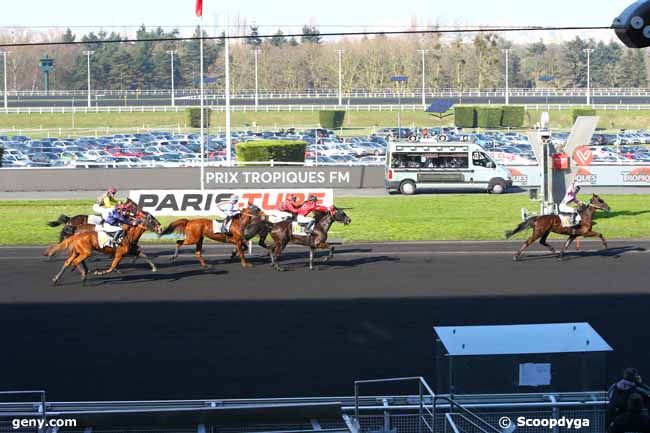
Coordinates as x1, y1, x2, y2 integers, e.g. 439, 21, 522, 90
224, 11, 232, 167
199, 14, 205, 190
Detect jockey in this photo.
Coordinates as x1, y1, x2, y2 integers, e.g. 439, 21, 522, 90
559, 180, 583, 225
217, 194, 241, 233
96, 186, 120, 208
277, 193, 302, 220
296, 195, 329, 234
101, 203, 135, 247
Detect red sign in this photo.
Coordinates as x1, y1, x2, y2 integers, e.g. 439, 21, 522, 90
573, 146, 593, 166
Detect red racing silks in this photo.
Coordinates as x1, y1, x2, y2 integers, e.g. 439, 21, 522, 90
195, 0, 203, 17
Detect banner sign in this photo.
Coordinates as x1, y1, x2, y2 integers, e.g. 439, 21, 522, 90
505, 165, 650, 187
129, 189, 334, 216
204, 168, 354, 187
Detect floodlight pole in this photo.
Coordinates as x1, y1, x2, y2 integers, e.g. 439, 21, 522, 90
583, 48, 593, 105
0, 52, 9, 111
83, 51, 94, 108
503, 49, 510, 105
167, 50, 176, 107
417, 49, 428, 106
253, 49, 261, 109
337, 49, 344, 106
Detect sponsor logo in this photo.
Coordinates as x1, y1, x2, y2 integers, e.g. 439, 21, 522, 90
205, 170, 351, 185
622, 167, 650, 183
573, 146, 593, 166
575, 167, 597, 185
509, 168, 528, 185
129, 189, 334, 216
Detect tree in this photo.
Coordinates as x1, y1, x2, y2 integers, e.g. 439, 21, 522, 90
301, 25, 321, 44
558, 36, 590, 87
62, 28, 75, 43
246, 25, 262, 47
269, 29, 287, 47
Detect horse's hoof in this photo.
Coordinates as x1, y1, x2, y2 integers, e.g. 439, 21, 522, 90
151, 268, 158, 273
513, 255, 520, 262
168, 256, 176, 262
51, 279, 58, 286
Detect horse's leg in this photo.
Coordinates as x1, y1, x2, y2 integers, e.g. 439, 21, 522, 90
170, 239, 183, 261
559, 235, 577, 259
236, 241, 252, 268
308, 247, 315, 270
195, 237, 209, 269
137, 249, 157, 272
513, 231, 541, 261
52, 253, 76, 285
538, 231, 557, 256
582, 230, 608, 249
73, 255, 90, 286
94, 252, 125, 276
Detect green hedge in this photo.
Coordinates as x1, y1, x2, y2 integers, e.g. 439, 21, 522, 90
454, 106, 477, 128
236, 140, 307, 163
476, 107, 503, 128
501, 106, 525, 128
187, 108, 211, 128
571, 108, 597, 124
319, 110, 346, 128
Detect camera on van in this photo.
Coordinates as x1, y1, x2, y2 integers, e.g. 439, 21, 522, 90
614, 0, 650, 48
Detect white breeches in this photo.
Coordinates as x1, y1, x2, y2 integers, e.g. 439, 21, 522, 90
297, 215, 312, 224
559, 203, 576, 214
102, 223, 122, 233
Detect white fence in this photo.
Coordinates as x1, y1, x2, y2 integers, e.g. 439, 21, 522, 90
4, 103, 650, 115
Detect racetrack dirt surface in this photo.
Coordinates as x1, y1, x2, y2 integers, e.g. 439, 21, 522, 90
1, 240, 648, 401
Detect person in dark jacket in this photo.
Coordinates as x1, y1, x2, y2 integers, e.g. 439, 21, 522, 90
607, 368, 650, 428
609, 393, 650, 433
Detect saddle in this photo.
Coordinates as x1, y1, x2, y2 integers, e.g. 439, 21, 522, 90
559, 213, 581, 228
291, 221, 309, 235
213, 219, 232, 234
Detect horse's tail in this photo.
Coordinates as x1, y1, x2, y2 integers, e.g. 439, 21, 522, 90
43, 236, 76, 257
505, 217, 537, 239
47, 214, 70, 227
160, 219, 189, 237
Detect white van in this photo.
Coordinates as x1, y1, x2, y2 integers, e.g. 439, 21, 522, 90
385, 140, 513, 194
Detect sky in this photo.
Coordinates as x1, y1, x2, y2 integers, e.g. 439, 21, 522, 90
0, 0, 635, 42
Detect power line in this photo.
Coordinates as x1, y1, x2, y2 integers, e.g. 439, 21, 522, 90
0, 25, 613, 48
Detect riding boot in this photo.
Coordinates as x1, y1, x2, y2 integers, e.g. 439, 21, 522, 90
305, 220, 315, 234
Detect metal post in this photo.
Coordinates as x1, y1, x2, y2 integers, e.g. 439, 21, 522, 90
418, 380, 424, 433
253, 49, 261, 109
503, 49, 510, 105
167, 50, 176, 107
417, 49, 428, 106
199, 19, 205, 189
337, 49, 344, 106
83, 51, 94, 108
225, 12, 232, 167
354, 382, 359, 423
583, 48, 593, 105
0, 51, 9, 111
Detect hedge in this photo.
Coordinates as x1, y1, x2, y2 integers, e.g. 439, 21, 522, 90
187, 108, 211, 128
454, 106, 476, 128
319, 110, 346, 128
476, 107, 503, 128
501, 106, 525, 128
572, 108, 597, 124
236, 140, 307, 163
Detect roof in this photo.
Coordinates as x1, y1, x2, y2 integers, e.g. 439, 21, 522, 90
434, 323, 613, 356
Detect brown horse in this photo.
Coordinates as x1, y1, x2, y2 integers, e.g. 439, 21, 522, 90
47, 198, 140, 241
265, 207, 351, 271
44, 211, 162, 285
505, 194, 611, 261
160, 204, 269, 269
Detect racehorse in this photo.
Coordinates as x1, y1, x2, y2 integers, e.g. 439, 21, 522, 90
160, 204, 269, 269
44, 211, 162, 285
265, 207, 351, 271
47, 198, 140, 241
505, 194, 610, 261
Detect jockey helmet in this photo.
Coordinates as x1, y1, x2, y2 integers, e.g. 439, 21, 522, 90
575, 185, 581, 192
308, 195, 318, 202
107, 186, 117, 194
287, 193, 297, 201
229, 194, 239, 203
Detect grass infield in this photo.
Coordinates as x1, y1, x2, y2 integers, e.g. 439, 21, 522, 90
1, 195, 649, 245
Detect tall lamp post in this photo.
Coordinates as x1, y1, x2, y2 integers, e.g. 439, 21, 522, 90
167, 50, 176, 107
253, 49, 261, 109
417, 49, 428, 106
336, 49, 344, 106
583, 48, 594, 105
82, 50, 94, 108
503, 48, 511, 105
0, 51, 9, 111
390, 75, 408, 141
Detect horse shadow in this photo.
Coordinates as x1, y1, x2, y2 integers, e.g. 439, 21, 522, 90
598, 209, 650, 220
517, 245, 645, 262
88, 267, 228, 286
